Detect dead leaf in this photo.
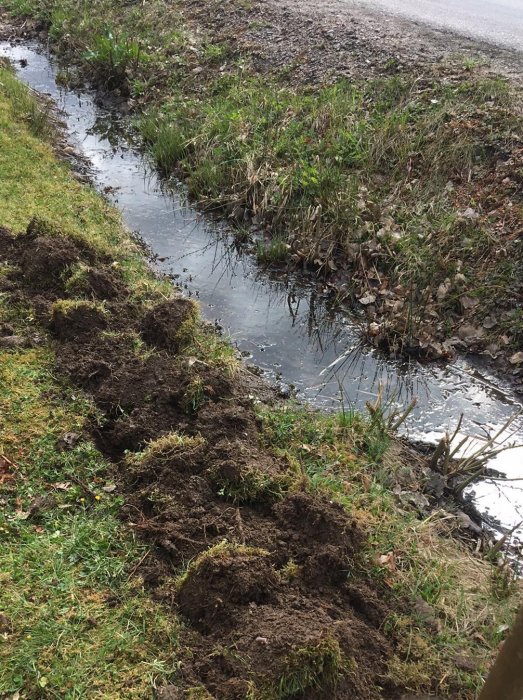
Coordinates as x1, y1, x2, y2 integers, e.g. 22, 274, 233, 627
509, 352, 523, 365
458, 323, 485, 341
482, 315, 497, 330
378, 551, 396, 572
460, 295, 479, 310
436, 279, 451, 301
359, 293, 376, 306
461, 207, 479, 220
0, 454, 16, 485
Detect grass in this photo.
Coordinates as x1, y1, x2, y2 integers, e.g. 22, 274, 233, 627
255, 237, 289, 265
251, 637, 345, 700
0, 24, 521, 700
259, 402, 520, 697
4, 0, 522, 355
0, 344, 179, 698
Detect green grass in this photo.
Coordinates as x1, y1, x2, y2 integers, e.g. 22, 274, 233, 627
0, 346, 179, 698
258, 402, 519, 697
6, 0, 520, 353
0, 22, 520, 700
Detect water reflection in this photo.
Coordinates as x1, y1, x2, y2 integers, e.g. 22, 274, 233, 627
1, 40, 522, 536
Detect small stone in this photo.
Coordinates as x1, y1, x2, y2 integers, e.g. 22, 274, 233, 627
453, 653, 479, 672
155, 687, 182, 700
0, 335, 26, 348
58, 432, 81, 450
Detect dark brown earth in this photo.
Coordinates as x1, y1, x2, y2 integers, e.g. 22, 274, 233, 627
177, 0, 523, 87
0, 220, 447, 699
2, 6, 521, 387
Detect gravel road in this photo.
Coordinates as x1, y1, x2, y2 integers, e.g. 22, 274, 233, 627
349, 0, 523, 52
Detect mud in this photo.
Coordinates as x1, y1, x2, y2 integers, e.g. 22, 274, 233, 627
0, 221, 458, 699
140, 298, 198, 354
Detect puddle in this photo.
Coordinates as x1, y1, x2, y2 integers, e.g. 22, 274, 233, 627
2, 40, 522, 539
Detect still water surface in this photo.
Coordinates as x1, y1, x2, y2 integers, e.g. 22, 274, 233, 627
2, 41, 522, 539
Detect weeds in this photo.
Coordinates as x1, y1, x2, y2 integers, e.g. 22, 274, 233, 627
428, 411, 522, 494
256, 237, 289, 265
6, 0, 521, 355
84, 31, 142, 88
183, 376, 206, 412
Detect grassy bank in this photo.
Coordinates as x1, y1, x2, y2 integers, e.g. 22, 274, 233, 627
0, 64, 180, 698
0, 50, 520, 699
3, 0, 522, 366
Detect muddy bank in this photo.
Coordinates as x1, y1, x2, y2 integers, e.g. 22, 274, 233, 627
0, 218, 500, 698
179, 0, 523, 84
2, 5, 522, 386
1, 36, 521, 549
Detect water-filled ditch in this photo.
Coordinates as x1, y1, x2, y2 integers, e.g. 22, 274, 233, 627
2, 40, 522, 541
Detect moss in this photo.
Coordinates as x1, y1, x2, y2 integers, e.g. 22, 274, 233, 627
186, 687, 216, 699
176, 542, 270, 590
252, 636, 345, 699
210, 461, 299, 504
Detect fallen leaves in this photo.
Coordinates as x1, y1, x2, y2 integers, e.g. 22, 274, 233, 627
378, 551, 396, 572
0, 454, 17, 486
358, 293, 376, 306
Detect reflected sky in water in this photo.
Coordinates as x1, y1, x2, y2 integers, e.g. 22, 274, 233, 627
2, 41, 522, 536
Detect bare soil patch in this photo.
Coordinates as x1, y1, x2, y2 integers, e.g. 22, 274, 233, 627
0, 221, 444, 699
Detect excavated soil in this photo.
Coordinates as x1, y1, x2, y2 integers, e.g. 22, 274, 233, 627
0, 222, 436, 699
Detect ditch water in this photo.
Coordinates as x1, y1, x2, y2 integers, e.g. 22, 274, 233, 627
2, 40, 522, 542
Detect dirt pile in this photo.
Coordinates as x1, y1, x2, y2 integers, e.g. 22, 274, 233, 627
0, 221, 433, 699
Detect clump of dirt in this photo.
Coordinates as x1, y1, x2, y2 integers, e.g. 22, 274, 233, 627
68, 265, 124, 300
0, 222, 420, 699
21, 220, 85, 293
140, 298, 198, 353
50, 301, 108, 341
190, 602, 391, 700
177, 546, 279, 631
